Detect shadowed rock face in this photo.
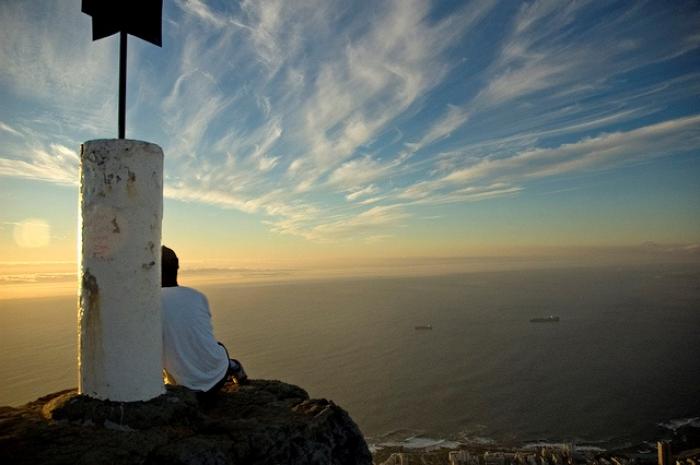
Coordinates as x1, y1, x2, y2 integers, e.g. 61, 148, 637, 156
0, 380, 372, 465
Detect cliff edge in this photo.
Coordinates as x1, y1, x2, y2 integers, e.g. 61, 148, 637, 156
0, 379, 372, 465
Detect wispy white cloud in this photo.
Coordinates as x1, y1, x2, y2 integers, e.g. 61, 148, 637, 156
237, 0, 298, 72
287, 0, 497, 190
0, 144, 78, 185
358, 196, 384, 206
428, 105, 660, 175
176, 0, 228, 28
0, 0, 115, 105
389, 114, 700, 208
346, 185, 379, 202
164, 185, 259, 213
327, 156, 399, 190
307, 205, 409, 242
407, 105, 470, 154
248, 120, 282, 172
409, 185, 524, 207
474, 0, 700, 110
443, 115, 700, 185
0, 122, 22, 137
162, 69, 235, 160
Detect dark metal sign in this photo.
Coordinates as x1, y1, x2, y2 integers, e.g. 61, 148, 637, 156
82, 0, 163, 139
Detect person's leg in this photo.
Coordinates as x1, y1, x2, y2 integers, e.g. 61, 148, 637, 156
228, 358, 248, 384
217, 342, 248, 384
198, 344, 248, 406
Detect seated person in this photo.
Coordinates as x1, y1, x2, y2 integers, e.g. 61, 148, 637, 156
161, 245, 247, 396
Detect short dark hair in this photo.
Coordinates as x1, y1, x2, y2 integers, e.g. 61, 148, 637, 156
162, 245, 179, 285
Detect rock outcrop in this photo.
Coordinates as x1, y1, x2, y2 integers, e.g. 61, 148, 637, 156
0, 379, 372, 465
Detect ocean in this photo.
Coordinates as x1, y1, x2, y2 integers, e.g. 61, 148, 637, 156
1, 263, 699, 450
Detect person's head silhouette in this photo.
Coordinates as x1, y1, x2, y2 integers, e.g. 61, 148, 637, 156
161, 245, 179, 287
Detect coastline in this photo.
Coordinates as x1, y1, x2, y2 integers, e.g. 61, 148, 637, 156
369, 418, 700, 464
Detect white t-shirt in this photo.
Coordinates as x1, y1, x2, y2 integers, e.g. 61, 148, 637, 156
161, 286, 229, 391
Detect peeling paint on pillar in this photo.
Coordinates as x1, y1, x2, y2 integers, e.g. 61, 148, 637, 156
79, 139, 164, 402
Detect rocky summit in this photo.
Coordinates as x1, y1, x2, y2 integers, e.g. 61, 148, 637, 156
0, 379, 372, 465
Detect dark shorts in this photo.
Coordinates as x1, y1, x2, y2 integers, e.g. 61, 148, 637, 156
197, 343, 232, 404
208, 342, 232, 393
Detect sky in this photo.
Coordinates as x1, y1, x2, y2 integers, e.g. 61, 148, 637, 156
1, 0, 699, 287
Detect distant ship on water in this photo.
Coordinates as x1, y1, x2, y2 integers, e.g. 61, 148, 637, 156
530, 316, 560, 323
414, 325, 433, 330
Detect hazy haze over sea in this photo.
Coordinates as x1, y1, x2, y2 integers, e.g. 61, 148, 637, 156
1, 263, 699, 448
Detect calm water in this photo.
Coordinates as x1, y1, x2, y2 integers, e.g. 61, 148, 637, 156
1, 264, 699, 447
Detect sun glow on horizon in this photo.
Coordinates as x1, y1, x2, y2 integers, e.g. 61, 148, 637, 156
12, 218, 51, 248
2, 242, 699, 301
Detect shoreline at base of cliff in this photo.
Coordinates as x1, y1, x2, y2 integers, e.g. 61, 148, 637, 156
368, 422, 700, 465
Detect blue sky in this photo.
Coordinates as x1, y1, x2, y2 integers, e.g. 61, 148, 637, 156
1, 0, 699, 265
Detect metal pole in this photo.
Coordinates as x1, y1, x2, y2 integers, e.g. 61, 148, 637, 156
118, 31, 127, 139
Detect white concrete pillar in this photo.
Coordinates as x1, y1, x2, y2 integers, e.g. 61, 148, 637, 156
79, 139, 164, 401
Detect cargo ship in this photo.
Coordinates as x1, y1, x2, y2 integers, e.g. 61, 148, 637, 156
530, 316, 560, 323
